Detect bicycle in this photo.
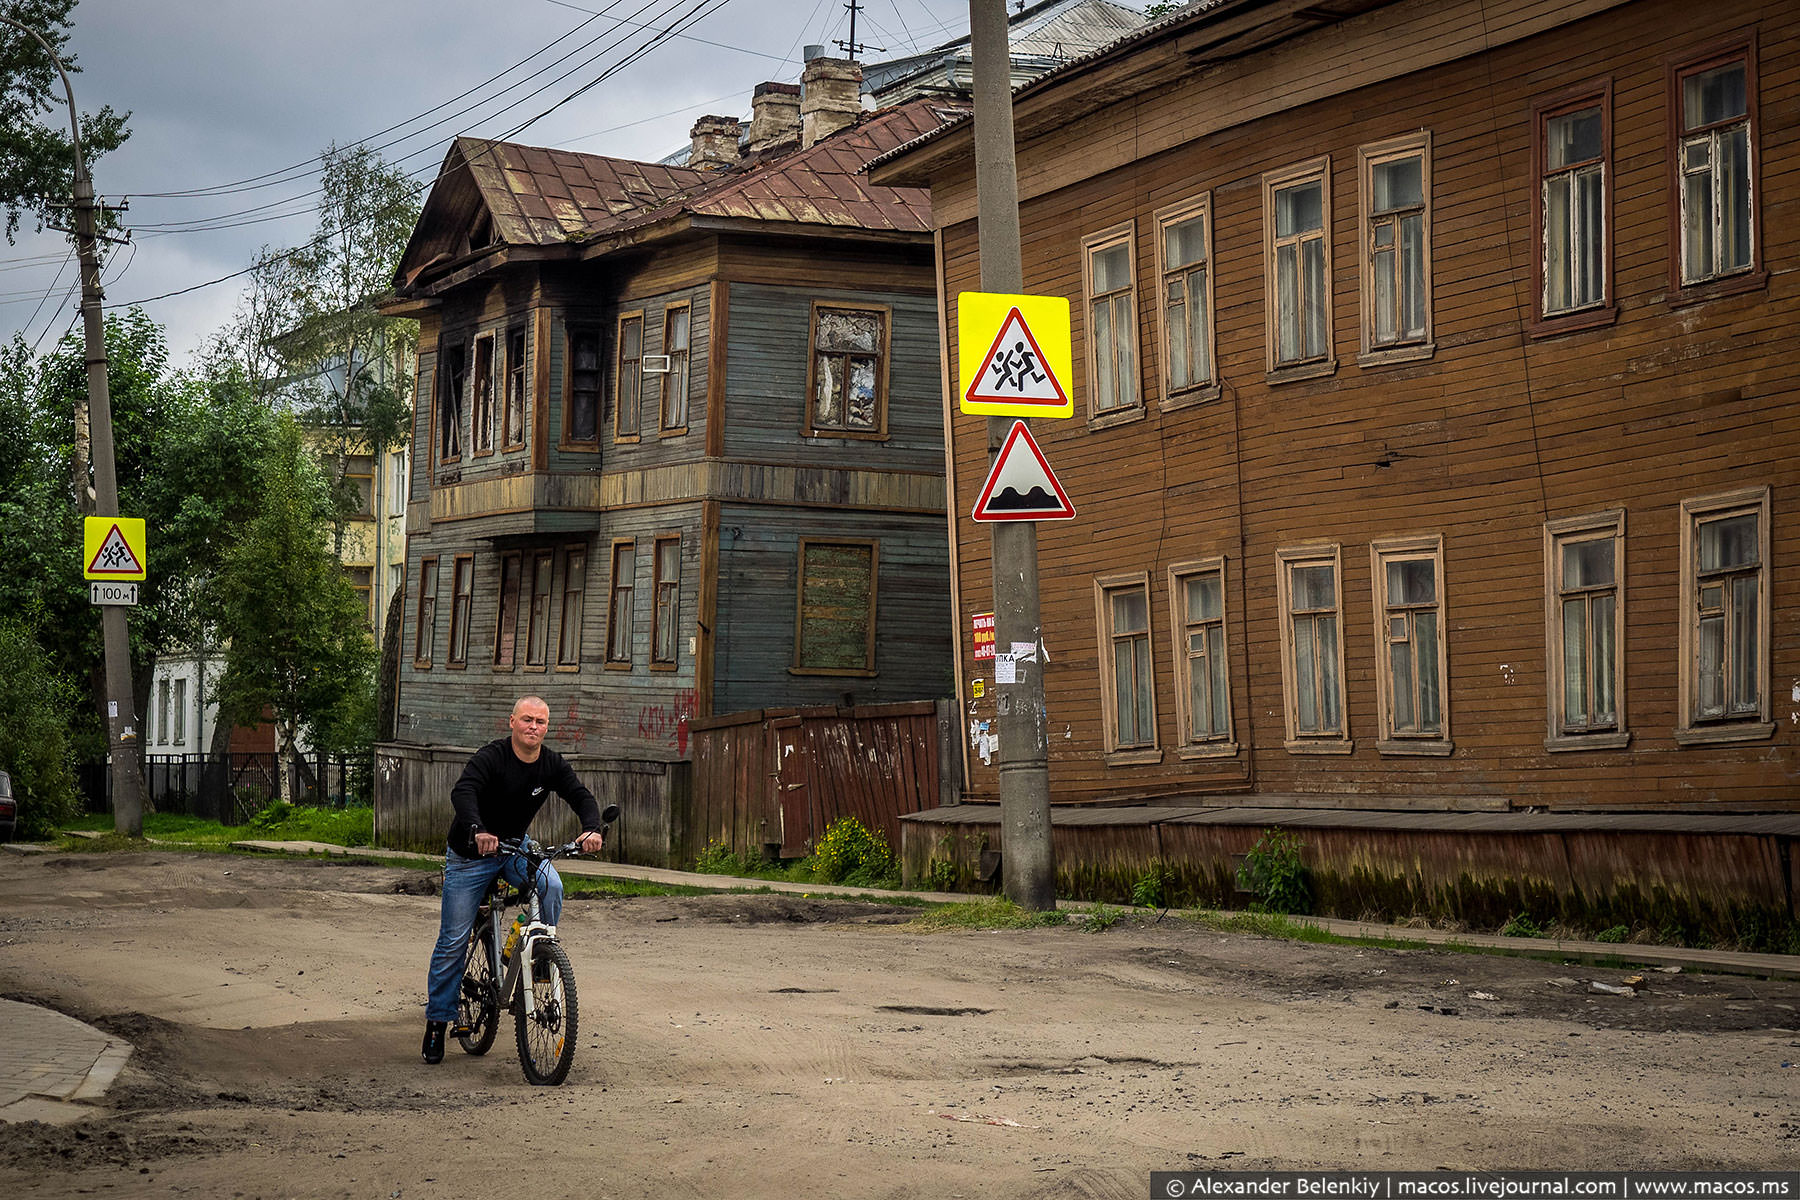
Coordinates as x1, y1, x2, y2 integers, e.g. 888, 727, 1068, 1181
454, 803, 618, 1085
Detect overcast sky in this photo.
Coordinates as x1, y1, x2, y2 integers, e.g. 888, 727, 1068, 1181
0, 0, 1036, 367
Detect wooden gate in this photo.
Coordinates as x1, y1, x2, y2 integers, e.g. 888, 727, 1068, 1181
686, 700, 958, 865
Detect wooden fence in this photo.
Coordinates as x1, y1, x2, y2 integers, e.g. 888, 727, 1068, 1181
685, 700, 959, 864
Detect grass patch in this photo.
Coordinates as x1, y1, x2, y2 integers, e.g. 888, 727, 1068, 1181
908, 897, 1064, 932
61, 805, 375, 848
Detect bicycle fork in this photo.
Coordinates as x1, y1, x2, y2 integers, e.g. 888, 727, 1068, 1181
500, 922, 558, 1018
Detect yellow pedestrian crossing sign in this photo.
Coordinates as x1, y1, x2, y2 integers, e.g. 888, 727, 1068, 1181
958, 292, 1073, 418
84, 517, 147, 581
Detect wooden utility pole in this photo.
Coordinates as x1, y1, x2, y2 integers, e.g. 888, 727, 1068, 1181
2, 17, 144, 834
968, 0, 1055, 910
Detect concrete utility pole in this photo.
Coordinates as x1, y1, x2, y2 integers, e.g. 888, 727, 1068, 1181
2, 17, 145, 835
968, 0, 1055, 910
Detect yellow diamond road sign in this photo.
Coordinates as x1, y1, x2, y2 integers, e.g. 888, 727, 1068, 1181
84, 517, 147, 581
958, 292, 1073, 418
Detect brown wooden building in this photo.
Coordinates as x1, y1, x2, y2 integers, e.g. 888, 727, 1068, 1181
374, 65, 966, 852
871, 0, 1799, 823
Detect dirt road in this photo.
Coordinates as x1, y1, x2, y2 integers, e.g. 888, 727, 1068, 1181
0, 849, 1796, 1199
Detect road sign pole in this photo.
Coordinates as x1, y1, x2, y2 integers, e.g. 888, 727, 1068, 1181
969, 0, 1054, 911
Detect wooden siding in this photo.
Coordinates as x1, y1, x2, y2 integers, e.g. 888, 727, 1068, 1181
711, 503, 953, 716
936, 0, 1800, 810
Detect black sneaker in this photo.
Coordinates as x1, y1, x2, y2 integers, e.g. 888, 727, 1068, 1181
421, 1020, 446, 1064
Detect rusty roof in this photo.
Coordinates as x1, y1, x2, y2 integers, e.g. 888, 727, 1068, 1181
451, 136, 714, 247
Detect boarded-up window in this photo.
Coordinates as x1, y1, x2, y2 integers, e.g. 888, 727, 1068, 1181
504, 327, 527, 450
471, 335, 495, 454
807, 305, 887, 437
439, 344, 466, 462
793, 539, 877, 674
448, 555, 474, 667
526, 551, 553, 668
606, 540, 635, 667
615, 314, 642, 440
414, 556, 438, 667
566, 326, 600, 445
494, 552, 522, 670
559, 546, 586, 668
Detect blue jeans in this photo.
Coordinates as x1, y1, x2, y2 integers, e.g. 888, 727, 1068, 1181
425, 847, 565, 1024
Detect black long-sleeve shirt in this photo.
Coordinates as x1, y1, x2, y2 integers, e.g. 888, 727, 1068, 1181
446, 738, 603, 858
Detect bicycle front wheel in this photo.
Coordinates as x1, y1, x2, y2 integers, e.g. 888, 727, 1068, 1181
457, 930, 499, 1056
515, 939, 578, 1085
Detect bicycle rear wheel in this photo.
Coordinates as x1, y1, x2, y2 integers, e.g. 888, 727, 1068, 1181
515, 939, 578, 1085
457, 929, 499, 1055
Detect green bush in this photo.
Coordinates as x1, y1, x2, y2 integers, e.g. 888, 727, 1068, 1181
0, 620, 83, 839
810, 817, 895, 887
1132, 861, 1172, 908
1237, 828, 1312, 915
926, 858, 958, 892
692, 840, 747, 875
1595, 924, 1629, 944
1500, 911, 1544, 938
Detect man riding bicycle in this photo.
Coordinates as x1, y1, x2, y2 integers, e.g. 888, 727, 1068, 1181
422, 695, 606, 1065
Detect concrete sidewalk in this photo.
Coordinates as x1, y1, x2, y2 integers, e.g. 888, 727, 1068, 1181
0, 997, 132, 1125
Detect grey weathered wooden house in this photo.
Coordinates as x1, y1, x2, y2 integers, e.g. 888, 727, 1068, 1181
375, 62, 962, 848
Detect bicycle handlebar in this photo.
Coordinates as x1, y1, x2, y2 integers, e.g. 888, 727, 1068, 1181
492, 803, 621, 862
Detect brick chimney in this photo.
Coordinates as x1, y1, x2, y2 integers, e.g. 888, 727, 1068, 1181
800, 56, 863, 148
745, 81, 801, 156
688, 114, 742, 170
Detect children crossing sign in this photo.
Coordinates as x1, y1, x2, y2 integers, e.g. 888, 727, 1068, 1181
84, 517, 147, 581
958, 292, 1073, 418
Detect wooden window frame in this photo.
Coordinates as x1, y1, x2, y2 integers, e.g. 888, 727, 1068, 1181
493, 551, 522, 671
1543, 510, 1629, 751
613, 311, 643, 443
1263, 157, 1336, 381
651, 534, 681, 669
1153, 197, 1219, 411
438, 342, 467, 464
1530, 79, 1618, 337
790, 538, 880, 677
1370, 535, 1452, 756
347, 565, 374, 632
1667, 36, 1766, 302
413, 555, 438, 668
1275, 544, 1352, 754
1168, 558, 1235, 758
605, 538, 636, 670
1675, 486, 1773, 745
803, 301, 892, 440
562, 322, 602, 450
1358, 132, 1434, 365
470, 333, 496, 456
659, 303, 691, 435
503, 326, 528, 452
447, 554, 474, 669
557, 543, 586, 671
1080, 221, 1144, 428
524, 550, 554, 672
1094, 570, 1160, 764
344, 455, 375, 521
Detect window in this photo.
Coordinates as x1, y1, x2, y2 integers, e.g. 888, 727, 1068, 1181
345, 455, 374, 519
389, 561, 405, 601
414, 556, 439, 667
1360, 133, 1432, 359
1544, 511, 1627, 750
494, 552, 522, 670
1276, 546, 1350, 752
614, 314, 642, 441
471, 334, 495, 455
565, 325, 600, 446
387, 448, 407, 517
1677, 487, 1772, 744
660, 305, 691, 432
438, 343, 466, 462
526, 551, 554, 669
448, 555, 473, 668
1155, 199, 1215, 405
558, 546, 586, 668
173, 677, 187, 746
1095, 573, 1157, 759
1371, 537, 1450, 754
1534, 83, 1612, 327
806, 304, 888, 437
1264, 159, 1333, 374
348, 565, 374, 630
504, 327, 528, 450
652, 535, 681, 666
1169, 561, 1232, 754
606, 539, 636, 668
1082, 224, 1140, 418
157, 679, 170, 745
792, 539, 877, 675
1673, 47, 1758, 289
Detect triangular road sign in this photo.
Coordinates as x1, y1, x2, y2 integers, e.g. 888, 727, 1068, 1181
964, 306, 1070, 414
971, 420, 1076, 522
86, 522, 145, 577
